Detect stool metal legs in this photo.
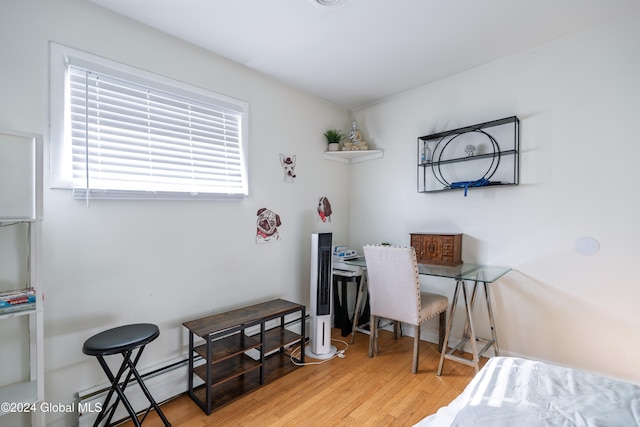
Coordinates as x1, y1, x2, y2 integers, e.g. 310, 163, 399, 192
94, 345, 171, 426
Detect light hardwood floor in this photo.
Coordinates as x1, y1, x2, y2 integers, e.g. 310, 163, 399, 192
121, 328, 484, 426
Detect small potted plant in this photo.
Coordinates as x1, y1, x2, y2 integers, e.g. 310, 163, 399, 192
324, 129, 344, 151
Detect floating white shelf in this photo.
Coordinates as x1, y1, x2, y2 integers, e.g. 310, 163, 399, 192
323, 149, 383, 164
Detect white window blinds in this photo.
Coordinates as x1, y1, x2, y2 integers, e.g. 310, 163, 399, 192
66, 63, 248, 201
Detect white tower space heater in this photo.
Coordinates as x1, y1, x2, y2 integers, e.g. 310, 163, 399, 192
306, 232, 337, 359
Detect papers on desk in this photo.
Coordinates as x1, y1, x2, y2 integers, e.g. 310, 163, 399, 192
333, 246, 358, 261
332, 247, 365, 276
333, 260, 363, 277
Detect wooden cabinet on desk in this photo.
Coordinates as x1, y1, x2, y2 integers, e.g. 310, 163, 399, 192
410, 233, 462, 266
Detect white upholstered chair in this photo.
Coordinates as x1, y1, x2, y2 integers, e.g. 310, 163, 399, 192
363, 244, 449, 374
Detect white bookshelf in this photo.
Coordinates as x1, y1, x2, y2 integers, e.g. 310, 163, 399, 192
0, 130, 44, 427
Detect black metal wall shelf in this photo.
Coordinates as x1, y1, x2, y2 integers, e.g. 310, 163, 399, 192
417, 116, 519, 195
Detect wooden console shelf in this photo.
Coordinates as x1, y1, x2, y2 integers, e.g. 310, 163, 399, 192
183, 299, 306, 415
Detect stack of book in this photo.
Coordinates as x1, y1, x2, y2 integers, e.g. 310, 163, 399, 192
0, 287, 36, 314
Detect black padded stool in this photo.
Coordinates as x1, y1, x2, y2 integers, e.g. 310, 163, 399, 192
83, 323, 171, 426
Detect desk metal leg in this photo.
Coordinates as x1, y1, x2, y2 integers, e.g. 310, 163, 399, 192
333, 272, 367, 338
460, 281, 479, 354
341, 280, 353, 337
462, 280, 481, 373
439, 279, 496, 375
351, 281, 363, 343
437, 280, 461, 376
351, 273, 369, 344
463, 281, 499, 364
332, 278, 350, 337
484, 282, 499, 356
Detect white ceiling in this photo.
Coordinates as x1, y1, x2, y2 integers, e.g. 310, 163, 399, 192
90, 0, 640, 109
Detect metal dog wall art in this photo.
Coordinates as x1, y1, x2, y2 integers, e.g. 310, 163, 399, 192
279, 154, 296, 183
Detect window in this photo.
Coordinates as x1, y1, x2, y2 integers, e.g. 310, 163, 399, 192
49, 43, 249, 201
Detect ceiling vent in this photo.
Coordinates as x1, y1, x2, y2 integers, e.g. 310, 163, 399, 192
315, 0, 345, 6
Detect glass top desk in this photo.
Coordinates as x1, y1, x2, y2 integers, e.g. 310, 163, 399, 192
343, 258, 511, 375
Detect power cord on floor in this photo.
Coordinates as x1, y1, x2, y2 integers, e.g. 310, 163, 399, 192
289, 338, 349, 366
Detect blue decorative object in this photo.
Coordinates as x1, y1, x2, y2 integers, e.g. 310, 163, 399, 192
450, 178, 491, 196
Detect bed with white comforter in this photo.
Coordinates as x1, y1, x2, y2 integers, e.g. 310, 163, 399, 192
416, 356, 640, 427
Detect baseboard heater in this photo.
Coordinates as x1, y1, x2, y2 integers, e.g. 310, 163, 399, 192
76, 357, 190, 426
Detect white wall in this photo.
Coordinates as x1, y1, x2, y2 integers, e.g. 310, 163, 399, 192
3, 0, 640, 424
350, 12, 640, 382
0, 1, 351, 425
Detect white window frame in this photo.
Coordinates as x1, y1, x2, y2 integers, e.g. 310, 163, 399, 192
49, 42, 249, 201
